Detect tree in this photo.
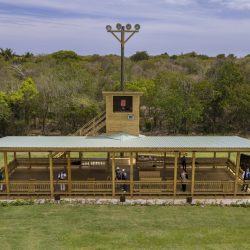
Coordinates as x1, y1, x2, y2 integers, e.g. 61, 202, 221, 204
130, 51, 149, 62
0, 92, 12, 136
0, 48, 16, 61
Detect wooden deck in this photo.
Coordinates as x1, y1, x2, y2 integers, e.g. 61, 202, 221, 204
0, 156, 248, 197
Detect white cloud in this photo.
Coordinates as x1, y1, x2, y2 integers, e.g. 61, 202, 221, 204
211, 0, 250, 10
0, 0, 250, 56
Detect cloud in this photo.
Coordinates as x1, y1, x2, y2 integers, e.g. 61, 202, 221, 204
210, 0, 250, 10
0, 0, 250, 56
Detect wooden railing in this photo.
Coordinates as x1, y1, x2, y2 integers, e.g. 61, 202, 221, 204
9, 181, 50, 194
0, 180, 243, 196
52, 111, 106, 158
71, 181, 112, 194
194, 181, 235, 194
74, 111, 106, 136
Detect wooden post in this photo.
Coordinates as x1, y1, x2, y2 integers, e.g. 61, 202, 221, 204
28, 152, 31, 169
234, 152, 240, 196
173, 152, 178, 196
191, 152, 196, 196
3, 152, 10, 195
228, 152, 231, 160
107, 152, 110, 168
79, 152, 83, 169
112, 152, 115, 197
163, 152, 166, 179
49, 152, 54, 198
14, 152, 16, 161
67, 152, 72, 194
213, 152, 216, 168
130, 152, 133, 197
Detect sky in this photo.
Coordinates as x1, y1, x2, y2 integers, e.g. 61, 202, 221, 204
0, 0, 250, 57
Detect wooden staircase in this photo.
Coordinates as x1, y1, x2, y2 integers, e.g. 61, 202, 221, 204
53, 111, 106, 158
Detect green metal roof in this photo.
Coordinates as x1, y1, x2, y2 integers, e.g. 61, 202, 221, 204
0, 134, 250, 152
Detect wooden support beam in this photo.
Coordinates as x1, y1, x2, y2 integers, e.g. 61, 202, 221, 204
28, 152, 31, 169
213, 152, 216, 168
112, 152, 115, 197
13, 152, 16, 161
49, 152, 54, 198
173, 152, 178, 196
228, 152, 231, 160
79, 152, 83, 169
163, 152, 166, 179
3, 152, 10, 195
130, 152, 133, 197
67, 152, 72, 194
191, 152, 196, 196
107, 152, 110, 168
234, 152, 240, 196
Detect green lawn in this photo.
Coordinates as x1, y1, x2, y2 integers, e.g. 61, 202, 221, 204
0, 204, 250, 250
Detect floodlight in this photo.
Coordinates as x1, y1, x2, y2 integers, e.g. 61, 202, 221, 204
134, 24, 140, 31
106, 25, 112, 31
126, 24, 132, 30
116, 23, 122, 30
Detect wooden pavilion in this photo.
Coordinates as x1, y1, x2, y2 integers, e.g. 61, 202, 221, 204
0, 91, 250, 198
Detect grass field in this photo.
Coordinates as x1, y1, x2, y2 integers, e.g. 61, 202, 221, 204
1, 204, 250, 250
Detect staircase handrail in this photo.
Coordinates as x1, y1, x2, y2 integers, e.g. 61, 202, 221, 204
78, 112, 106, 136
74, 111, 106, 136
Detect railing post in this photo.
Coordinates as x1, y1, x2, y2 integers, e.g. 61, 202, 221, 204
49, 152, 54, 198
67, 152, 72, 194
234, 152, 240, 196
173, 152, 178, 196
191, 152, 196, 196
3, 152, 10, 195
213, 152, 216, 168
228, 152, 231, 160
28, 152, 31, 169
14, 152, 16, 161
163, 152, 166, 179
130, 152, 133, 197
112, 152, 115, 197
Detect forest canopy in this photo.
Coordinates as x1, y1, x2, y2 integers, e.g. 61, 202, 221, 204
0, 49, 249, 136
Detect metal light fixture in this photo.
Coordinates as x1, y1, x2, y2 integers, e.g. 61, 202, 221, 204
134, 24, 140, 31
106, 23, 141, 91
106, 25, 112, 31
116, 23, 122, 30
126, 24, 132, 30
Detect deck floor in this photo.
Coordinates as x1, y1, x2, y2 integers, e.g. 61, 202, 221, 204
10, 165, 235, 181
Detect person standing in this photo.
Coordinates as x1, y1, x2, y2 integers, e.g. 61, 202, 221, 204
180, 170, 188, 192
181, 154, 187, 171
58, 170, 67, 191
115, 166, 122, 180
241, 168, 250, 192
121, 169, 128, 192
0, 170, 4, 191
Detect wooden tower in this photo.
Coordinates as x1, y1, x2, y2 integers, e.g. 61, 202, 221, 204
102, 91, 143, 135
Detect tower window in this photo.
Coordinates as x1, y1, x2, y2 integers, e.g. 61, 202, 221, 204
113, 96, 133, 112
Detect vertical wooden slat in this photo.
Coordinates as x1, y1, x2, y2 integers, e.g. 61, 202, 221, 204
130, 152, 133, 197
4, 152, 10, 195
234, 152, 240, 196
79, 152, 83, 169
191, 152, 196, 196
14, 152, 16, 161
49, 152, 54, 197
67, 152, 72, 194
173, 152, 178, 196
163, 152, 166, 179
213, 152, 216, 168
28, 152, 31, 168
228, 152, 231, 160
112, 152, 115, 197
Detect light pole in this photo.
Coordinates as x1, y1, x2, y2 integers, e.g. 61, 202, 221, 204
106, 23, 140, 91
